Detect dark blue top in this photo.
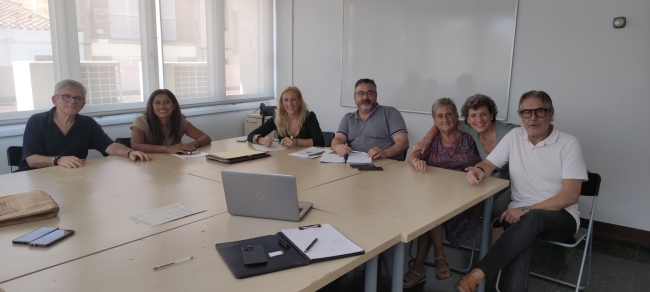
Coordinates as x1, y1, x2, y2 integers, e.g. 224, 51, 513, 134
18, 107, 114, 171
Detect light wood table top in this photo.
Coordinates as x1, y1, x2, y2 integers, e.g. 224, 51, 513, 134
147, 138, 398, 191
0, 157, 228, 283
0, 210, 400, 292
299, 162, 510, 242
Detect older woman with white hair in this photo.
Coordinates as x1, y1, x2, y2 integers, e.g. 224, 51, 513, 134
403, 97, 482, 289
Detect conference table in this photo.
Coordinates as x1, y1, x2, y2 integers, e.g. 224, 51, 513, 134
0, 157, 227, 283
147, 139, 397, 191
0, 138, 508, 292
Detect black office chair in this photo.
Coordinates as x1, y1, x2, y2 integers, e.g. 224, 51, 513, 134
322, 132, 335, 147
6, 146, 23, 173
496, 172, 601, 292
115, 138, 131, 148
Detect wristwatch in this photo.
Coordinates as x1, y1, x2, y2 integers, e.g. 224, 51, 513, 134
521, 205, 531, 213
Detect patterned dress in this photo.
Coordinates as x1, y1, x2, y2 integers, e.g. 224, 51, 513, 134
419, 131, 482, 247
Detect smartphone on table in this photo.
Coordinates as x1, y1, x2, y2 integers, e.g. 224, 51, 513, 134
241, 244, 267, 266
12, 227, 58, 244
28, 229, 75, 247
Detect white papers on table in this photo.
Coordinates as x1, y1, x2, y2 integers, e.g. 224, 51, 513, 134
129, 203, 206, 227
289, 147, 326, 159
171, 151, 208, 159
252, 142, 287, 152
281, 224, 364, 260
319, 151, 372, 164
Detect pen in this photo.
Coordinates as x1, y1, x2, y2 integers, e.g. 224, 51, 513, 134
343, 154, 349, 163
279, 239, 290, 249
304, 238, 318, 253
153, 256, 193, 270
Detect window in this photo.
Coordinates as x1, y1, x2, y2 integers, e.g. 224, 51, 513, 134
0, 0, 275, 124
224, 0, 274, 99
77, 0, 144, 106
161, 0, 209, 100
0, 0, 54, 115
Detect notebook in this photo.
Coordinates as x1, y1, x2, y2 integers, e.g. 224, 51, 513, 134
289, 147, 326, 159
280, 224, 364, 261
206, 149, 270, 164
319, 151, 372, 164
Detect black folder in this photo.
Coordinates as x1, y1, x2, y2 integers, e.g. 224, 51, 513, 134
205, 150, 270, 164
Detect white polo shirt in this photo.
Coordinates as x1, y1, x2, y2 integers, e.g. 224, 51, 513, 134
486, 126, 588, 230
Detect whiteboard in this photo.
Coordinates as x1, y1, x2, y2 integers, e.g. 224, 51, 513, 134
341, 0, 518, 119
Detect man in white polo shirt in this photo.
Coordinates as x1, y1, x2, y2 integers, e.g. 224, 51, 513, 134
455, 90, 588, 292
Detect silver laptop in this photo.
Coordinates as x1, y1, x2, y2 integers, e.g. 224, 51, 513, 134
221, 170, 313, 221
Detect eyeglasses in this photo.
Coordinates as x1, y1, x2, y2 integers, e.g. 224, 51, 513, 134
519, 108, 550, 119
59, 94, 85, 103
355, 91, 376, 97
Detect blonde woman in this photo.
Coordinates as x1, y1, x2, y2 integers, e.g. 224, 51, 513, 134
248, 86, 324, 147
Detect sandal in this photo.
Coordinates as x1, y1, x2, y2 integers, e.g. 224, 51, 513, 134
455, 273, 479, 292
402, 268, 425, 289
434, 256, 452, 281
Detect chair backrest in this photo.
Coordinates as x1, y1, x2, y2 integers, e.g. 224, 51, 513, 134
115, 138, 131, 148
7, 146, 23, 172
580, 173, 601, 197
322, 132, 335, 147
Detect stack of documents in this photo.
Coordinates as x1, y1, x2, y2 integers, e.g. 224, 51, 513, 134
319, 151, 372, 164
289, 147, 326, 159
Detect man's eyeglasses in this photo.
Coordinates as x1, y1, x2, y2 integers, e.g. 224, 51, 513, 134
519, 108, 550, 119
59, 94, 85, 103
355, 91, 376, 98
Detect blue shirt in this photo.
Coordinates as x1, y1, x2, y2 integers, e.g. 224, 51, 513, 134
19, 107, 114, 171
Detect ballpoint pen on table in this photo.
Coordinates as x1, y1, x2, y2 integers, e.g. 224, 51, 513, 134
304, 238, 318, 253
153, 256, 193, 270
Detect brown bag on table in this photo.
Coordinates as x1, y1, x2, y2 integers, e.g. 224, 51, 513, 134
0, 190, 59, 227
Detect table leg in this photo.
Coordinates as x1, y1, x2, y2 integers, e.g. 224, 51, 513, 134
391, 242, 405, 292
364, 256, 378, 292
478, 196, 494, 292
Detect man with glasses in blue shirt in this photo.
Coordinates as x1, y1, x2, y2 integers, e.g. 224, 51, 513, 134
331, 78, 409, 160
455, 90, 588, 292
18, 79, 150, 171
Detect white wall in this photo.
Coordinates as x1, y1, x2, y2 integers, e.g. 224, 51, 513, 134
291, 0, 650, 231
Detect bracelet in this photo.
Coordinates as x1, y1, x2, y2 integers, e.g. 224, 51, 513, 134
476, 166, 485, 174
52, 155, 62, 166
127, 149, 133, 158
253, 135, 260, 144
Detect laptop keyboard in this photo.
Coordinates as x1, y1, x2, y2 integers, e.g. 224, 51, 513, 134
298, 208, 304, 213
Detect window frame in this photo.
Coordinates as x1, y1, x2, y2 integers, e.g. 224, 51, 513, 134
0, 0, 275, 125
